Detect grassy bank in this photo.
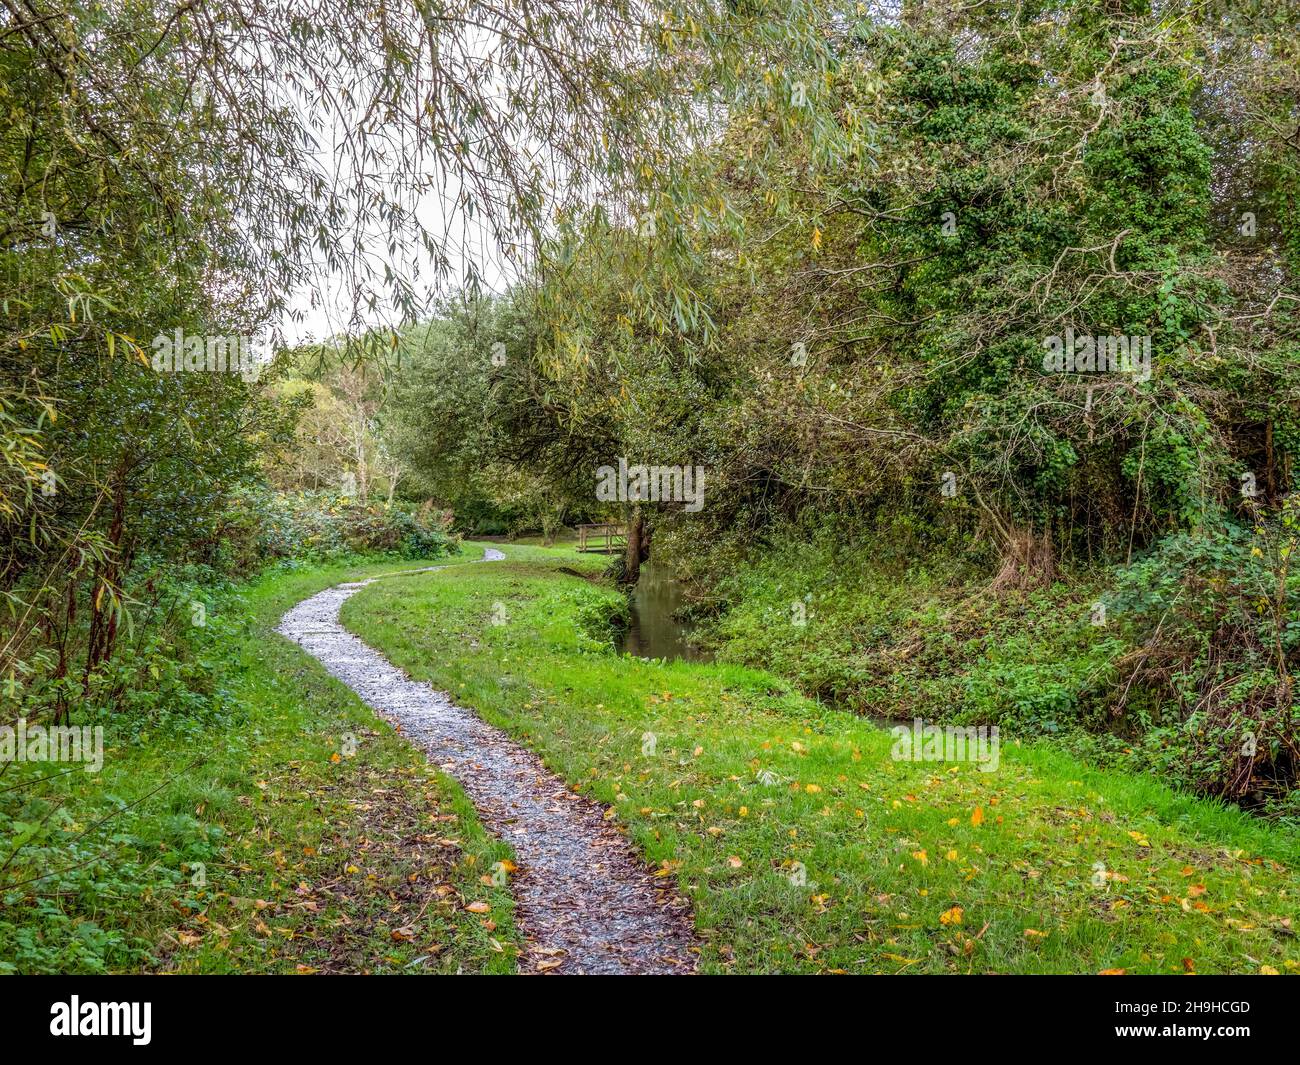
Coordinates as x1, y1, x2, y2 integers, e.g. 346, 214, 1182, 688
1, 551, 518, 974
696, 526, 1110, 727
344, 543, 1300, 974
684, 521, 1300, 824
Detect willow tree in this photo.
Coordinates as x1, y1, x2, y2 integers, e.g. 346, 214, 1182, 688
535, 0, 1300, 582
1, 0, 836, 683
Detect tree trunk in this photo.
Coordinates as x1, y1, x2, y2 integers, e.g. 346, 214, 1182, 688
991, 525, 1057, 593
624, 505, 643, 583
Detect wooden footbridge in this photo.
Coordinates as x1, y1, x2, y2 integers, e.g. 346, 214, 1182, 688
576, 522, 627, 554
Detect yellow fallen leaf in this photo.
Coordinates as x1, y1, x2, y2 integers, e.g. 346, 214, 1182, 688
939, 905, 963, 926
971, 806, 984, 827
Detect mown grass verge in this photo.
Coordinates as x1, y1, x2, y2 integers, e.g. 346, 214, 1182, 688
343, 543, 1300, 975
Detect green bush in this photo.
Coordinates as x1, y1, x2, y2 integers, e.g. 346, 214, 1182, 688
1102, 515, 1300, 810
217, 487, 459, 567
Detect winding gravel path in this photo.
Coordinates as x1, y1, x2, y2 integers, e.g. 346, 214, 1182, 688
278, 549, 696, 974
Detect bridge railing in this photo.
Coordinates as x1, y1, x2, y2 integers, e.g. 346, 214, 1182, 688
576, 523, 627, 553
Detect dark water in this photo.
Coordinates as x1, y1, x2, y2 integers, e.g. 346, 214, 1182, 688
618, 560, 712, 662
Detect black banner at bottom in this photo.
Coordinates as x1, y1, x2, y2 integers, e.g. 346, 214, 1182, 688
0, 974, 1291, 1052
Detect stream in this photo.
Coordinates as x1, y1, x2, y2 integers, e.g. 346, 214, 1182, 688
617, 559, 712, 663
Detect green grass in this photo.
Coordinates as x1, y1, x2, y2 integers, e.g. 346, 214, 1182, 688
342, 542, 1300, 975
493, 529, 581, 548
1, 549, 519, 974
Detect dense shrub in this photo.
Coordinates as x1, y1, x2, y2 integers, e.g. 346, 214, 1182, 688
0, 562, 235, 972
1101, 510, 1300, 809
217, 487, 459, 568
